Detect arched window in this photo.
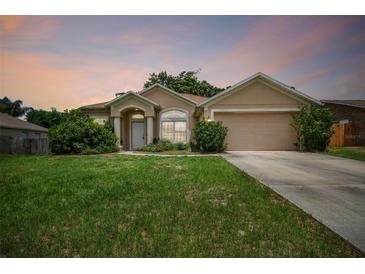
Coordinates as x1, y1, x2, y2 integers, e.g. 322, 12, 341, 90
160, 110, 188, 143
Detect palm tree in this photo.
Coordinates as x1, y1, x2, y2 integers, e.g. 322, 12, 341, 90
0, 97, 32, 117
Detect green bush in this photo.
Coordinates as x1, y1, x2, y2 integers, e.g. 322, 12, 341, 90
137, 139, 189, 152
49, 110, 118, 154
192, 120, 228, 152
292, 104, 334, 152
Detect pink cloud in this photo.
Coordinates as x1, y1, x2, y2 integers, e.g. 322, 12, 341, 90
292, 69, 331, 86
0, 16, 26, 33
0, 51, 154, 110
203, 16, 358, 88
0, 16, 58, 41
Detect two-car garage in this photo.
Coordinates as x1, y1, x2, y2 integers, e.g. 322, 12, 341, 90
214, 112, 297, 150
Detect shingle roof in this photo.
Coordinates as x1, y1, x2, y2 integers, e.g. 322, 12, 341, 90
180, 93, 208, 103
322, 100, 365, 109
0, 113, 48, 132
79, 88, 208, 110
79, 101, 109, 109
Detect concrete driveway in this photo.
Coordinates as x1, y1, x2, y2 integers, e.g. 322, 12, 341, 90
223, 151, 365, 253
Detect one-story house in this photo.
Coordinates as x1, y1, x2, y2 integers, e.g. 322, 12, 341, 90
80, 72, 321, 151
0, 113, 49, 154
322, 100, 365, 146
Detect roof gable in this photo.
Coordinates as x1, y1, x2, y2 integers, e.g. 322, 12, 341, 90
104, 91, 159, 107
213, 81, 302, 106
198, 72, 322, 107
139, 84, 197, 106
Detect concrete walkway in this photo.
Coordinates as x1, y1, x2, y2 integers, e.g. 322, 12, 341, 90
119, 151, 219, 157
223, 151, 365, 253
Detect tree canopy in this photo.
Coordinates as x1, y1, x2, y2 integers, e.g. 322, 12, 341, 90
26, 108, 68, 128
0, 97, 32, 117
143, 70, 225, 97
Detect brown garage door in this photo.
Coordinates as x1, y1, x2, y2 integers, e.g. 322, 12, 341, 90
215, 112, 297, 150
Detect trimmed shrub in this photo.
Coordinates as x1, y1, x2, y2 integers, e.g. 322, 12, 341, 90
192, 120, 228, 152
49, 110, 118, 154
292, 104, 334, 152
137, 140, 189, 152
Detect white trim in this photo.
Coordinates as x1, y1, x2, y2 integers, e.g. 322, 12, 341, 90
198, 72, 322, 107
146, 117, 154, 144
210, 107, 300, 120
113, 117, 121, 146
116, 104, 147, 114
105, 90, 159, 107
159, 107, 190, 143
139, 83, 197, 106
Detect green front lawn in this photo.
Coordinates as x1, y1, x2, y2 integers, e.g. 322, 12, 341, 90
0, 154, 361, 257
327, 146, 365, 161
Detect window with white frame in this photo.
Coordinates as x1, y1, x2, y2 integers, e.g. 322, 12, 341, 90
160, 110, 188, 143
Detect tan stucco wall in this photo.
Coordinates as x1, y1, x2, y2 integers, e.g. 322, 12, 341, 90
88, 113, 110, 123
83, 110, 110, 121
110, 96, 155, 117
204, 80, 306, 119
142, 86, 197, 141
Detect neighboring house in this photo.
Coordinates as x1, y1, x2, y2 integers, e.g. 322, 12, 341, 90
322, 100, 365, 146
0, 113, 49, 154
80, 72, 321, 151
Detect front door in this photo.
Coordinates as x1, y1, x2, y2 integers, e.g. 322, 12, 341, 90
131, 121, 145, 150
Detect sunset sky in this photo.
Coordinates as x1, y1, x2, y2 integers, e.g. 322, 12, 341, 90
1, 16, 365, 110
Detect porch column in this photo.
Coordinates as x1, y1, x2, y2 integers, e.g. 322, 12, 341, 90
146, 116, 154, 144
113, 116, 121, 147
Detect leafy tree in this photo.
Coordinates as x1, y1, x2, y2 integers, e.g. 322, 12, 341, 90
144, 70, 225, 97
26, 109, 68, 128
292, 104, 334, 152
0, 96, 32, 117
49, 109, 118, 154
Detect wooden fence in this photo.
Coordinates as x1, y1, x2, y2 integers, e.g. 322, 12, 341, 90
0, 136, 49, 154
329, 123, 356, 147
